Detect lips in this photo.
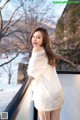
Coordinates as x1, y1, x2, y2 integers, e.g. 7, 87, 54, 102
33, 42, 37, 45
32, 42, 38, 47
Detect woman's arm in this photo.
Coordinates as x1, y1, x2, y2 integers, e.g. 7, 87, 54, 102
26, 76, 34, 89
27, 46, 47, 79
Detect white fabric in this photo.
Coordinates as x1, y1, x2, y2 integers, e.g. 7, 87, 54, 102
27, 48, 64, 111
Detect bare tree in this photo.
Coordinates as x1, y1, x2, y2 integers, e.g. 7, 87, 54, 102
0, 52, 19, 67
0, 0, 10, 37
12, 0, 56, 43
2, 62, 13, 84
0, 0, 55, 67
0, 0, 76, 69
0, 0, 27, 67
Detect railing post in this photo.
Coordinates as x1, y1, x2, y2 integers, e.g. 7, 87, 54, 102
34, 107, 38, 120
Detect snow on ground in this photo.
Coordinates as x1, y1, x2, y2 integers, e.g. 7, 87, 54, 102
0, 52, 29, 112
0, 84, 22, 112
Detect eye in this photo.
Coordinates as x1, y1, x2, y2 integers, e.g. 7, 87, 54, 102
37, 36, 40, 39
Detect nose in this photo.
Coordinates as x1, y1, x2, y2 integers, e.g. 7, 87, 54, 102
33, 37, 37, 42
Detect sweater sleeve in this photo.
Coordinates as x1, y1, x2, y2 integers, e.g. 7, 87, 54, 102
27, 48, 49, 79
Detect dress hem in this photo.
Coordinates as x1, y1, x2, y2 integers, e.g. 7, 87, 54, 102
34, 104, 63, 111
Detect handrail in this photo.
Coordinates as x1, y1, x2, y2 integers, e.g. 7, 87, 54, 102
57, 71, 80, 74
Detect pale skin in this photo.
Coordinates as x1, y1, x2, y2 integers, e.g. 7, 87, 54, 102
31, 31, 61, 120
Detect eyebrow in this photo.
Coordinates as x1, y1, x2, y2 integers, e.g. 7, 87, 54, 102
33, 35, 41, 37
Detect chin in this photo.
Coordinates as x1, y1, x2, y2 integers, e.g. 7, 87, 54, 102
33, 44, 39, 47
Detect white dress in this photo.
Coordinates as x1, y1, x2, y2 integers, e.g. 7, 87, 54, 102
27, 48, 64, 111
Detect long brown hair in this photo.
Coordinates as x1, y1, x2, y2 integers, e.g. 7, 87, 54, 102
30, 27, 57, 66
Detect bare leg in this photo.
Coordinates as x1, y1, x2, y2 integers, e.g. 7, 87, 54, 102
45, 111, 50, 120
38, 111, 45, 120
50, 108, 61, 120
38, 111, 50, 120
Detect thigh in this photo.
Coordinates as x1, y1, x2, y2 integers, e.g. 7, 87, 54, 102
45, 111, 50, 120
38, 111, 50, 120
38, 111, 45, 120
50, 108, 61, 120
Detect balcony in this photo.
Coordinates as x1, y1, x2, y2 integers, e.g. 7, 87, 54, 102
4, 71, 80, 120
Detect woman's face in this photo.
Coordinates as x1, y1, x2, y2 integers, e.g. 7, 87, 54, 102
31, 31, 43, 47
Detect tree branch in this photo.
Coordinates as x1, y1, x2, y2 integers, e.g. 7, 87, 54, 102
56, 53, 77, 67
0, 52, 19, 67
2, 2, 24, 32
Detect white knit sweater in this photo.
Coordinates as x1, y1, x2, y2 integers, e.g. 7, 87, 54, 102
27, 47, 64, 111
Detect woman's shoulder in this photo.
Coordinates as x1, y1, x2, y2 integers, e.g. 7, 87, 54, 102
32, 46, 45, 58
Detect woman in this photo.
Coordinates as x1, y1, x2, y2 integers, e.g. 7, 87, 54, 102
27, 27, 64, 120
